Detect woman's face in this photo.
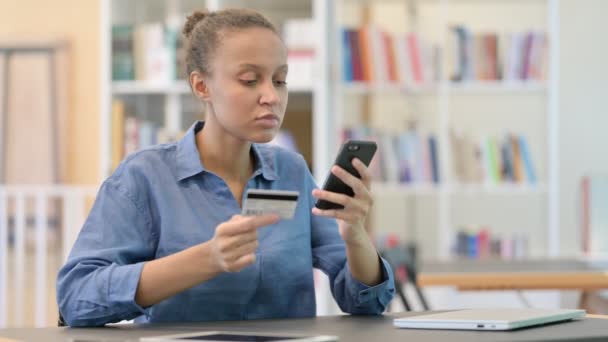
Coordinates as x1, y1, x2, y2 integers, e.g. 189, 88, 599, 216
201, 27, 289, 143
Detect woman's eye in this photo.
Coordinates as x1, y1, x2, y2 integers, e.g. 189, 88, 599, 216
274, 80, 287, 86
241, 79, 257, 86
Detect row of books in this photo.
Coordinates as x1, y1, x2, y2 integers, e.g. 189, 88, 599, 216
112, 18, 317, 84
111, 100, 184, 170
449, 26, 548, 82
341, 26, 439, 86
453, 227, 529, 260
451, 130, 536, 185
342, 126, 440, 184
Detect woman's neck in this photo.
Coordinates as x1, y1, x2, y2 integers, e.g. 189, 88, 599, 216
195, 119, 253, 183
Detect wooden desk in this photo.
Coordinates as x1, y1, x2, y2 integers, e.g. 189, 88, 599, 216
2, 314, 608, 342
417, 259, 608, 291
417, 259, 608, 312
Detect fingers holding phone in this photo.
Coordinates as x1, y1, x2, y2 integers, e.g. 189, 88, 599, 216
334, 157, 372, 193
312, 158, 373, 224
312, 140, 377, 243
314, 140, 377, 211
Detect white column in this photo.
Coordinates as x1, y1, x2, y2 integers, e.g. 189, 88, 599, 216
437, 0, 451, 259
547, 0, 560, 257
312, 0, 334, 183
100, 0, 111, 181
164, 93, 182, 135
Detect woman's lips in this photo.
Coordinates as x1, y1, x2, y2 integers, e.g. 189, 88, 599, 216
255, 114, 280, 128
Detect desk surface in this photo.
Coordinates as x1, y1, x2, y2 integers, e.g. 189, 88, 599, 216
418, 258, 608, 290
1, 313, 608, 342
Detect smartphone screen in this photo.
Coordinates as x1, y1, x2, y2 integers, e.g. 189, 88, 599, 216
315, 140, 377, 210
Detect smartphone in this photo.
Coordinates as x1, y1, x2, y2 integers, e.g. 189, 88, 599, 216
315, 140, 377, 210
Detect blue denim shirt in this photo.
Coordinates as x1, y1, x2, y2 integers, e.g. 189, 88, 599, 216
56, 121, 395, 327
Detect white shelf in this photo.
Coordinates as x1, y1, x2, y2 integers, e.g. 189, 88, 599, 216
448, 81, 547, 94
112, 80, 313, 95
343, 0, 546, 3
340, 82, 437, 95
111, 81, 191, 95
448, 183, 547, 195
372, 182, 547, 196
340, 81, 546, 95
115, 80, 546, 96
372, 182, 442, 195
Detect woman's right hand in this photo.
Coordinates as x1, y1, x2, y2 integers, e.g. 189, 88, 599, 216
210, 214, 280, 273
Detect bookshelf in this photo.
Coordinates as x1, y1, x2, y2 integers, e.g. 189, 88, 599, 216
99, 0, 562, 313
320, 0, 561, 260
100, 0, 318, 179
102, 0, 561, 259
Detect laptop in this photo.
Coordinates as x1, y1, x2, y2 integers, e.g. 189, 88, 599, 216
393, 308, 586, 331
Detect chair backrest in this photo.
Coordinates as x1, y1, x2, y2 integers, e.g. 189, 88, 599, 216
381, 245, 429, 311
58, 313, 65, 327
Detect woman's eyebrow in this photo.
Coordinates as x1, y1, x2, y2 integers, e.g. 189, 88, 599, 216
238, 63, 262, 70
237, 63, 289, 72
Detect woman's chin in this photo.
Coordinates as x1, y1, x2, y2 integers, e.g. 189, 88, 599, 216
249, 129, 279, 144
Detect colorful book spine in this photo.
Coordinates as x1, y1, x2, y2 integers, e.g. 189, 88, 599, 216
342, 29, 354, 82
428, 135, 440, 184
111, 25, 135, 81
518, 135, 537, 184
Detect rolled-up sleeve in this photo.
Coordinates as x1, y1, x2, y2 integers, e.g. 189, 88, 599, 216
56, 172, 156, 327
306, 165, 395, 315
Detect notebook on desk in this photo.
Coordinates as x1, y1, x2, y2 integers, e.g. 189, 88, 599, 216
393, 308, 586, 331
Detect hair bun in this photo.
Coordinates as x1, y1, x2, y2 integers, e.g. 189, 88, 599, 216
183, 10, 209, 38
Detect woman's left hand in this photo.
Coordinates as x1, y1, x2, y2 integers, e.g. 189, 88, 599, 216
312, 158, 373, 246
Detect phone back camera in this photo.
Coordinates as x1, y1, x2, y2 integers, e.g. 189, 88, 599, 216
348, 145, 360, 151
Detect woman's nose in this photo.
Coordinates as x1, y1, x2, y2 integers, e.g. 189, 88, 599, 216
259, 81, 280, 105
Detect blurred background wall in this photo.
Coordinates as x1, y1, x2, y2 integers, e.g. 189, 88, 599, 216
0, 0, 100, 184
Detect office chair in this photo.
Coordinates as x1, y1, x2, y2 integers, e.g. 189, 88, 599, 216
381, 245, 429, 311
58, 312, 66, 327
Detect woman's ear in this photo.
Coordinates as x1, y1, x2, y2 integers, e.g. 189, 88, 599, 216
189, 71, 210, 101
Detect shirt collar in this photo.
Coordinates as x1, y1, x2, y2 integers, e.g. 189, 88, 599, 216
175, 121, 278, 182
